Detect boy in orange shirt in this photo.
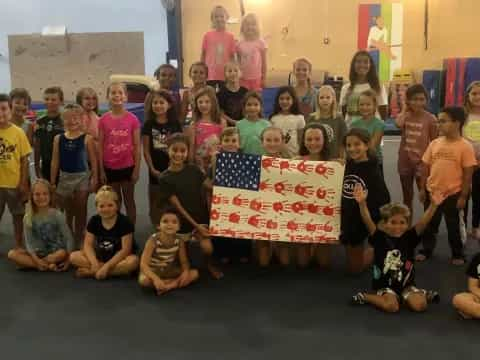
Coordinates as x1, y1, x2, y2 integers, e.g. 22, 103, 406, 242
417, 107, 477, 265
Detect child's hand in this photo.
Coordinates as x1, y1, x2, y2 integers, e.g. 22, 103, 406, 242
89, 178, 98, 193
178, 270, 190, 287
333, 158, 346, 166
353, 183, 367, 204
196, 225, 210, 238
95, 264, 110, 280
17, 183, 29, 202
56, 260, 70, 272
153, 278, 167, 292
151, 169, 162, 179
418, 189, 427, 204
131, 169, 140, 184
100, 171, 107, 185
36, 259, 49, 271
91, 261, 102, 274
430, 191, 445, 207
457, 194, 467, 210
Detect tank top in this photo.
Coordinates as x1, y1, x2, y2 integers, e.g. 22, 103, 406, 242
59, 133, 88, 173
149, 233, 180, 270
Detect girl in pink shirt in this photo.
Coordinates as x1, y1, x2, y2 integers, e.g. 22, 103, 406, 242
98, 82, 141, 225
186, 86, 226, 173
76, 87, 100, 141
237, 13, 267, 91
200, 5, 236, 86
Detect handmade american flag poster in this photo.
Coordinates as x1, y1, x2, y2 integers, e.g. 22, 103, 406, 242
210, 152, 344, 243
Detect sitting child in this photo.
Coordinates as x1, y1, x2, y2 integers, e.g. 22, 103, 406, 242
452, 253, 480, 319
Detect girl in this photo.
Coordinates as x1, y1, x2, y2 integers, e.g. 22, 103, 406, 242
154, 64, 181, 116
395, 84, 437, 215
70, 186, 139, 279
139, 207, 199, 295
237, 13, 267, 91
341, 128, 390, 273
339, 50, 388, 127
51, 104, 98, 248
157, 133, 222, 279
269, 86, 305, 157
236, 91, 270, 155
180, 62, 208, 125
9, 88, 33, 145
295, 123, 332, 268
292, 58, 318, 118
186, 86, 226, 172
308, 85, 347, 160
76, 87, 100, 142
463, 81, 480, 239
452, 251, 480, 319
98, 82, 141, 225
7, 179, 73, 271
201, 5, 236, 88
217, 61, 248, 126
350, 90, 385, 176
142, 90, 182, 227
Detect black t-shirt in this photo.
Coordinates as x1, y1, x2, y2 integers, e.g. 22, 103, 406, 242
369, 228, 421, 293
217, 85, 249, 121
34, 115, 64, 174
158, 164, 209, 233
467, 253, 480, 279
141, 121, 181, 184
86, 213, 135, 262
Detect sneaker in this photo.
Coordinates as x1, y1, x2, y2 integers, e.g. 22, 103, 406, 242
426, 290, 440, 304
351, 292, 366, 305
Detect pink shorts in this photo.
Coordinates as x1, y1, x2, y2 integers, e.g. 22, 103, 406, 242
240, 78, 262, 92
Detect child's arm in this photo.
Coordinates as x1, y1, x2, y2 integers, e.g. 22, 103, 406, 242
369, 131, 383, 153
353, 183, 377, 236
26, 122, 34, 146
178, 239, 191, 271
33, 136, 41, 178
98, 233, 134, 277
98, 126, 106, 184
23, 220, 49, 271
394, 100, 407, 128
186, 125, 195, 163
85, 135, 98, 192
200, 49, 206, 63
457, 166, 474, 210
18, 155, 29, 202
169, 195, 210, 237
50, 135, 60, 187
203, 178, 213, 192
261, 47, 267, 88
414, 192, 443, 235
140, 237, 166, 288
221, 112, 236, 126
179, 90, 190, 125
131, 128, 141, 183
83, 231, 101, 271
142, 135, 161, 179
468, 277, 480, 299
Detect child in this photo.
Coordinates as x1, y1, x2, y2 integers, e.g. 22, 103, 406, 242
237, 13, 267, 91
142, 90, 182, 227
296, 123, 331, 268
154, 63, 181, 115
98, 82, 141, 225
339, 51, 388, 127
7, 179, 73, 271
217, 61, 248, 125
452, 252, 480, 319
201, 5, 236, 88
341, 128, 390, 273
269, 86, 305, 157
351, 185, 441, 313
157, 133, 222, 279
308, 85, 347, 160
76, 87, 100, 142
292, 58, 318, 118
395, 84, 437, 215
0, 93, 32, 248
50, 104, 98, 248
186, 86, 226, 172
70, 186, 139, 279
236, 91, 270, 155
180, 62, 208, 125
9, 88, 33, 145
34, 86, 64, 181
139, 207, 199, 295
463, 81, 480, 239
350, 90, 385, 176
416, 107, 477, 265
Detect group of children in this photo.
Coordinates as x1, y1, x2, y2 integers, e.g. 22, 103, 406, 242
1, 5, 480, 319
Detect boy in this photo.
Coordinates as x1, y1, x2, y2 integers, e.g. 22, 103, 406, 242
416, 107, 477, 265
9, 88, 33, 145
452, 252, 480, 319
34, 86, 64, 181
0, 93, 32, 248
351, 184, 441, 313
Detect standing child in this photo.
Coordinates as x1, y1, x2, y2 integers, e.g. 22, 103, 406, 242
76, 87, 100, 142
139, 207, 199, 295
416, 107, 477, 265
34, 87, 64, 181
237, 13, 267, 91
452, 251, 480, 319
236, 91, 270, 155
7, 179, 73, 271
157, 134, 222, 279
70, 186, 139, 279
142, 90, 182, 227
340, 50, 388, 127
186, 86, 226, 172
154, 64, 181, 114
269, 86, 305, 157
351, 185, 441, 313
180, 62, 208, 125
201, 5, 236, 89
217, 61, 248, 125
350, 90, 385, 176
50, 104, 98, 248
9, 88, 33, 145
292, 58, 318, 118
308, 85, 347, 160
98, 82, 141, 225
0, 93, 31, 248
341, 128, 390, 273
395, 84, 437, 215
295, 123, 331, 268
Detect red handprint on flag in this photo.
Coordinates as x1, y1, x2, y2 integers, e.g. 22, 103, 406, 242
232, 194, 249, 207
316, 187, 336, 200
294, 182, 314, 197
296, 160, 313, 175
274, 180, 292, 195
315, 163, 335, 178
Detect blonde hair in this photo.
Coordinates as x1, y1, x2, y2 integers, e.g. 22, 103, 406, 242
61, 103, 84, 122
76, 87, 99, 113
25, 179, 54, 227
293, 58, 313, 88
379, 203, 411, 223
192, 86, 221, 124
220, 126, 240, 141
240, 13, 260, 39
224, 61, 241, 77
313, 85, 338, 120
95, 185, 119, 207
106, 82, 127, 98
465, 81, 480, 114
210, 5, 229, 27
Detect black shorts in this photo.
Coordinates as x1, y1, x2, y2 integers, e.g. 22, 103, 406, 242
340, 226, 368, 247
105, 166, 134, 183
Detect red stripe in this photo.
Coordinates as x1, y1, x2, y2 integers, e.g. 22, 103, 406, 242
457, 58, 467, 105
357, 4, 370, 50
444, 59, 456, 106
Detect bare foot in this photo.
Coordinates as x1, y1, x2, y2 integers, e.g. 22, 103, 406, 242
48, 263, 57, 271
75, 268, 95, 278
415, 254, 427, 262
207, 264, 224, 280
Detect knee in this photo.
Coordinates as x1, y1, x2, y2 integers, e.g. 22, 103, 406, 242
56, 249, 68, 259
69, 251, 84, 266
452, 293, 468, 309
199, 239, 213, 255
7, 249, 18, 261
126, 255, 140, 270
138, 273, 152, 287
408, 297, 428, 312
384, 299, 400, 313
190, 269, 199, 282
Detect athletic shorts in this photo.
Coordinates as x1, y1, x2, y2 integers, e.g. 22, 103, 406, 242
0, 188, 25, 217
105, 166, 133, 184
56, 171, 90, 198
